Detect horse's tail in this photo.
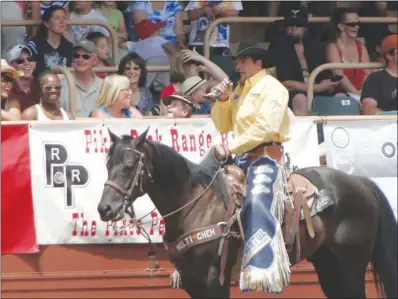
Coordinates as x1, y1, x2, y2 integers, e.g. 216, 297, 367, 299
362, 177, 397, 299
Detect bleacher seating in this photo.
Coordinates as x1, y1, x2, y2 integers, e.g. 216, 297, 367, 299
311, 96, 361, 116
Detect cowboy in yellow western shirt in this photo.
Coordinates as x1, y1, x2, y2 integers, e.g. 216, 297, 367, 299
208, 40, 292, 294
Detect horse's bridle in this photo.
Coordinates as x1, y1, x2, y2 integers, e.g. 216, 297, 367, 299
104, 148, 153, 208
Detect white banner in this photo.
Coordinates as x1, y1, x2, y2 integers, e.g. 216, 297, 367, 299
30, 118, 319, 244
324, 119, 397, 220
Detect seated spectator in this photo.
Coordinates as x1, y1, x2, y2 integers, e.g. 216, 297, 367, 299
163, 92, 196, 119
1, 1, 27, 55
326, 7, 370, 98
5, 45, 41, 112
269, 9, 341, 116
90, 74, 143, 119
70, 1, 110, 43
130, 0, 184, 44
117, 53, 154, 115
162, 49, 228, 96
26, 5, 73, 77
59, 39, 103, 117
22, 69, 72, 120
128, 19, 171, 92
86, 32, 111, 78
97, 1, 128, 48
1, 59, 23, 121
361, 34, 397, 115
181, 76, 212, 115
185, 0, 242, 55
30, 1, 70, 37
127, 19, 168, 62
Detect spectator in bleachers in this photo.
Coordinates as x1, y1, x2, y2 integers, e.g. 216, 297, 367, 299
5, 45, 41, 112
127, 19, 171, 93
26, 5, 73, 77
130, 0, 185, 44
117, 53, 154, 115
361, 34, 397, 114
185, 0, 242, 56
30, 1, 70, 37
1, 59, 23, 121
163, 92, 196, 119
90, 74, 143, 119
269, 8, 341, 116
97, 1, 128, 49
1, 1, 27, 56
69, 1, 110, 43
86, 32, 111, 78
59, 39, 103, 117
181, 76, 212, 115
22, 69, 72, 120
326, 7, 371, 99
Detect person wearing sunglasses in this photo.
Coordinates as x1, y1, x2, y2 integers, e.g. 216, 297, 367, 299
1, 59, 24, 121
361, 34, 398, 115
5, 45, 41, 112
326, 7, 371, 98
22, 69, 72, 121
59, 39, 103, 118
269, 8, 343, 116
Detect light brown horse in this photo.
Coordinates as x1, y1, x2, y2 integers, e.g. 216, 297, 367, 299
97, 129, 397, 299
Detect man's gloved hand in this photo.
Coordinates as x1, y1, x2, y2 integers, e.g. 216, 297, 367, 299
213, 144, 231, 164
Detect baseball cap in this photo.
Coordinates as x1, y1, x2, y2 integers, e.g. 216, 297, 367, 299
284, 8, 309, 26
135, 19, 167, 40
4, 45, 32, 63
181, 76, 207, 96
380, 34, 398, 55
73, 39, 97, 53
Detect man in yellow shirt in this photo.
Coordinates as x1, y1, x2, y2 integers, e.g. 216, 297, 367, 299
209, 40, 291, 294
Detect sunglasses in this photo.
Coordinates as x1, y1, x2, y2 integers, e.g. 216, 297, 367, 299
1, 74, 14, 84
343, 22, 360, 28
73, 53, 91, 60
14, 57, 34, 64
42, 84, 62, 92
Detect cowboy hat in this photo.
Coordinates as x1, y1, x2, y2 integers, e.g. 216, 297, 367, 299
224, 40, 274, 68
163, 92, 198, 109
181, 76, 207, 96
1, 59, 24, 78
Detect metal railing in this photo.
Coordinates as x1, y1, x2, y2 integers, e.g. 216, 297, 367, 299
1, 19, 119, 64
204, 16, 397, 59
307, 62, 384, 110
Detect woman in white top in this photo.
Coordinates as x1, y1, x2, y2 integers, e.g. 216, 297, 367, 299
22, 69, 73, 121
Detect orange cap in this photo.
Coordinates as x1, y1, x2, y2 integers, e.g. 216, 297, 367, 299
380, 34, 398, 55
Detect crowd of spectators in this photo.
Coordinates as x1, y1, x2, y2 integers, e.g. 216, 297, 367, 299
1, 1, 397, 122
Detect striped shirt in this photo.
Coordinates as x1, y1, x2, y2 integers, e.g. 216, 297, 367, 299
39, 1, 69, 16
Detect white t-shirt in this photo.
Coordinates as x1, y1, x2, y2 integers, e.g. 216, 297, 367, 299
70, 9, 110, 41
185, 1, 242, 48
126, 36, 168, 61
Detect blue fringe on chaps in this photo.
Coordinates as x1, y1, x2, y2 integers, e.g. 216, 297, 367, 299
235, 155, 291, 294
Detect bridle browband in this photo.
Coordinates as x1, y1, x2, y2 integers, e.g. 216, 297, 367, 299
104, 148, 153, 211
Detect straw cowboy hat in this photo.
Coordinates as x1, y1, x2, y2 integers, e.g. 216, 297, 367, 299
225, 40, 275, 68
163, 92, 199, 110
1, 59, 23, 78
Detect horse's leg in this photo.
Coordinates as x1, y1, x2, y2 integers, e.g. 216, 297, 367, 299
330, 244, 370, 298
205, 264, 231, 299
307, 247, 344, 298
181, 275, 207, 299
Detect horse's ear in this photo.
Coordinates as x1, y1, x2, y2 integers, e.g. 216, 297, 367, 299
108, 128, 120, 144
137, 127, 150, 146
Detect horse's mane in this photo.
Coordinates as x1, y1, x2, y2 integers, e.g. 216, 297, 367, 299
107, 136, 220, 193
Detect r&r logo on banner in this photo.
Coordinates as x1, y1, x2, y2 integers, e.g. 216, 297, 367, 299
44, 143, 90, 208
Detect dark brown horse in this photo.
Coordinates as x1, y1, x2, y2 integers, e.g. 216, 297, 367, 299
97, 129, 397, 299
